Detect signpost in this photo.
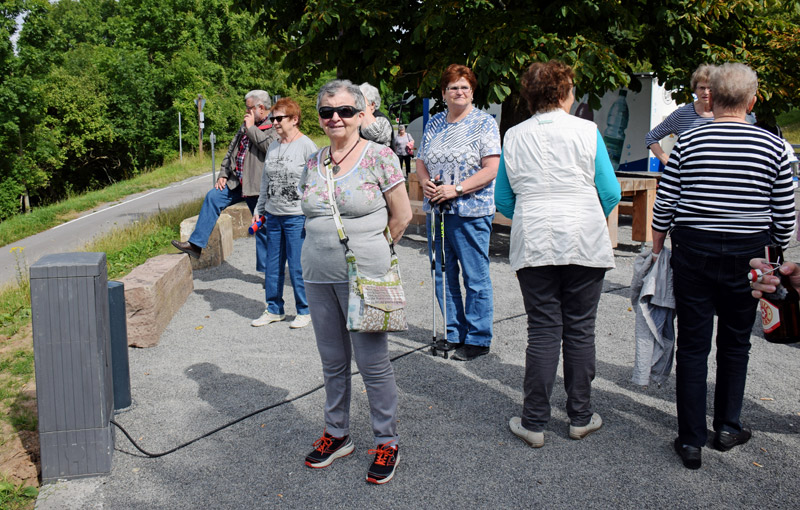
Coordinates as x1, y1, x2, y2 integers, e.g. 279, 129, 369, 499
210, 132, 217, 184
194, 94, 206, 156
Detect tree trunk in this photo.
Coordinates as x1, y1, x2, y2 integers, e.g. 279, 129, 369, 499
499, 92, 530, 143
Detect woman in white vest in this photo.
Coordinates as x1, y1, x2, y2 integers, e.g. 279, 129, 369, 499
495, 61, 621, 448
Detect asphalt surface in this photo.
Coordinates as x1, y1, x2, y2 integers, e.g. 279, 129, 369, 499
0, 172, 216, 287
35, 218, 800, 509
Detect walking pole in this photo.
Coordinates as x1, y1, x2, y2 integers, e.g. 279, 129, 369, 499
439, 204, 449, 357
429, 184, 452, 358
429, 207, 439, 355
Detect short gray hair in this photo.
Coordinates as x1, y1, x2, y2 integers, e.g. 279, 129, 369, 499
359, 82, 382, 109
710, 63, 758, 111
245, 90, 272, 108
690, 64, 714, 91
316, 80, 366, 111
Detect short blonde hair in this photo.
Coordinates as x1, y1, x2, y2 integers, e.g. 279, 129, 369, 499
710, 63, 758, 111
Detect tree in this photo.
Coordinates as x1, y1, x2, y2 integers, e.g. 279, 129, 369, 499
0, 0, 297, 217
248, 0, 800, 131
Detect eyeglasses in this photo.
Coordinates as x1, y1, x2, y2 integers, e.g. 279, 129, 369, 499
246, 104, 262, 111
269, 115, 289, 123
318, 106, 361, 119
446, 86, 471, 93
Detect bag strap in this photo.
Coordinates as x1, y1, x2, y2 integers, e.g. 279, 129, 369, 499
323, 146, 396, 256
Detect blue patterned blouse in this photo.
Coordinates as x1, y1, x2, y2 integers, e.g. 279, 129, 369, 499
419, 107, 501, 217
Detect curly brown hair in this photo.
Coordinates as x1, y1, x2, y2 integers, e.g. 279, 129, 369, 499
440, 64, 478, 94
272, 97, 302, 125
520, 61, 574, 115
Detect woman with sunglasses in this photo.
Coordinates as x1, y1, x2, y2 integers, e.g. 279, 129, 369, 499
299, 80, 411, 484
416, 64, 501, 361
252, 98, 317, 329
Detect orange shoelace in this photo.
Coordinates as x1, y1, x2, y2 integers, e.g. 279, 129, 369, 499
312, 435, 334, 453
368, 444, 397, 466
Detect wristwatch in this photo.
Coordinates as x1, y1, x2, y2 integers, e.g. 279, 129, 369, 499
455, 184, 464, 196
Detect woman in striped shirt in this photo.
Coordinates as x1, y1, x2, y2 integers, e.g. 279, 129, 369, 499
645, 64, 714, 166
651, 63, 795, 470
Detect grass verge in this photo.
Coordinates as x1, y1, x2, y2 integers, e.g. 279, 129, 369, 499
0, 475, 38, 510
0, 154, 211, 248
0, 197, 202, 506
778, 109, 800, 146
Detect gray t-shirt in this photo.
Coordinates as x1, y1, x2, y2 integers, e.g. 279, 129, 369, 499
300, 141, 405, 283
255, 134, 318, 216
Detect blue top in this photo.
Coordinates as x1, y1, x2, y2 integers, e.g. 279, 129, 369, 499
419, 107, 501, 217
495, 130, 619, 218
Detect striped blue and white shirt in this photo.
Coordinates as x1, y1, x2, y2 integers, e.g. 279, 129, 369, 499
644, 103, 713, 148
652, 122, 795, 247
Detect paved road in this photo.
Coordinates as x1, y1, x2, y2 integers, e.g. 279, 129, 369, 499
0, 173, 215, 286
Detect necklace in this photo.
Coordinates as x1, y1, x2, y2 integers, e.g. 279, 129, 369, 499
326, 138, 361, 174
277, 130, 301, 159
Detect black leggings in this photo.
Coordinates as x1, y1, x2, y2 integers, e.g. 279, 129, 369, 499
398, 155, 412, 176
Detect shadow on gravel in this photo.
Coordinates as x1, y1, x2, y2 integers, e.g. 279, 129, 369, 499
192, 261, 264, 285
194, 288, 264, 319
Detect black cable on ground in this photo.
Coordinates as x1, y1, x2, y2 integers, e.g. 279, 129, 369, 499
111, 343, 430, 458
112, 283, 632, 458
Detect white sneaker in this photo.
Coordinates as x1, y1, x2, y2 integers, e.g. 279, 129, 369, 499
289, 314, 312, 329
569, 413, 603, 440
251, 310, 285, 327
509, 417, 544, 448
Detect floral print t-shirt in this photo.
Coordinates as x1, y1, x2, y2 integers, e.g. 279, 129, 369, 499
300, 141, 405, 283
419, 107, 501, 217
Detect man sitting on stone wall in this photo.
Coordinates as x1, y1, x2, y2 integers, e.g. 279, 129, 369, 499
173, 90, 278, 270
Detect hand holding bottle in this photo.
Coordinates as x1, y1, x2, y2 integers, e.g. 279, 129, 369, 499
749, 258, 800, 299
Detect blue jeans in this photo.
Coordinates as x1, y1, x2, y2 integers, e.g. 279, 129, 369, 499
670, 227, 768, 447
426, 213, 494, 346
189, 186, 268, 272
264, 213, 308, 315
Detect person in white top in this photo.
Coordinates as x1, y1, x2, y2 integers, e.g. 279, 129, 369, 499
495, 60, 621, 448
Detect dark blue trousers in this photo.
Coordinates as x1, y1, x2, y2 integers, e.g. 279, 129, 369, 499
670, 227, 768, 447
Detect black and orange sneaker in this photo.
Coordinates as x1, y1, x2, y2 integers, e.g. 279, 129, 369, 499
304, 432, 354, 468
366, 443, 399, 484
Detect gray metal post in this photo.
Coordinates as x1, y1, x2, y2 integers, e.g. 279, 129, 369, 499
108, 281, 131, 411
31, 252, 114, 483
178, 112, 183, 162
210, 131, 217, 184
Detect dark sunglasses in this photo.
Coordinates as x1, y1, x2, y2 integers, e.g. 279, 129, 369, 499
269, 115, 289, 123
318, 106, 361, 119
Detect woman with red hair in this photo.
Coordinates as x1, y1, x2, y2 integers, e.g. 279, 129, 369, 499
416, 64, 501, 361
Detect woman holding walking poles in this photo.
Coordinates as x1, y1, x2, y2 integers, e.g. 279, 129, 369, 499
416, 63, 501, 361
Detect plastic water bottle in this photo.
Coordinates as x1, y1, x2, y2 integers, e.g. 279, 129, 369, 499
603, 90, 629, 170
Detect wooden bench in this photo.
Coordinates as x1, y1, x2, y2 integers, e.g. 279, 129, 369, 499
606, 176, 659, 247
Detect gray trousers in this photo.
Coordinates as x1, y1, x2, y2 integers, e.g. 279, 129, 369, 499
517, 266, 605, 431
305, 282, 398, 447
